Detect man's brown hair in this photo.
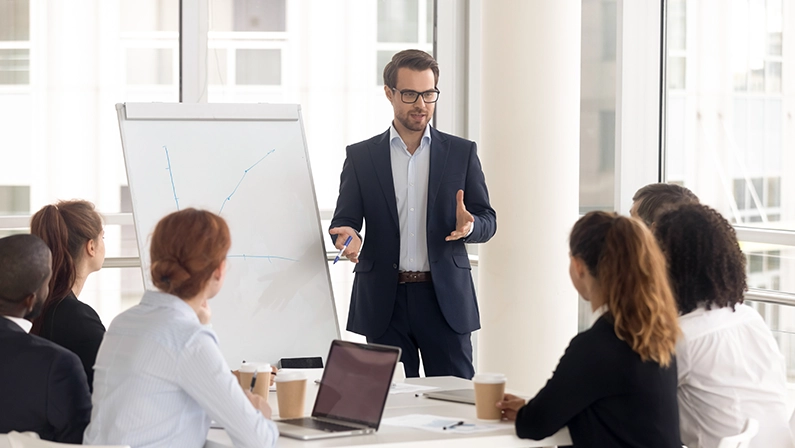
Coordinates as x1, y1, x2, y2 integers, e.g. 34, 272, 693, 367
383, 49, 439, 89
632, 183, 699, 225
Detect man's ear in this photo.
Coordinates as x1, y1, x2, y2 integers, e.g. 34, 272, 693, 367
22, 293, 37, 313
384, 85, 394, 101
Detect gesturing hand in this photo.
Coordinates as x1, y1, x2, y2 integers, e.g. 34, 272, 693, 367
445, 190, 474, 241
328, 226, 362, 263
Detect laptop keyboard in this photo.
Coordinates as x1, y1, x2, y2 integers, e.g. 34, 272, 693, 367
281, 417, 363, 433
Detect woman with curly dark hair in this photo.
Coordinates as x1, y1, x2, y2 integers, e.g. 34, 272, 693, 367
655, 204, 793, 448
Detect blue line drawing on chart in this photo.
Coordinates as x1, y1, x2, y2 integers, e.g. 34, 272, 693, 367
227, 254, 298, 263
164, 146, 180, 210
219, 149, 277, 215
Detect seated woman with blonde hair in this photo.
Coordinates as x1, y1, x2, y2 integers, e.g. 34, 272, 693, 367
84, 208, 277, 448
498, 212, 682, 447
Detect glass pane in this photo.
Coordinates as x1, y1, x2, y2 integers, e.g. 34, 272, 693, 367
0, 186, 30, 215
209, 49, 228, 85
579, 0, 617, 213
766, 0, 783, 55
376, 50, 397, 85
668, 56, 686, 90
426, 0, 434, 43
665, 0, 793, 231
378, 0, 419, 42
741, 243, 793, 294
210, 0, 286, 32
235, 49, 281, 85
0, 49, 29, 85
126, 48, 174, 85
668, 0, 686, 50
766, 60, 782, 92
0, 0, 29, 40
120, 0, 178, 32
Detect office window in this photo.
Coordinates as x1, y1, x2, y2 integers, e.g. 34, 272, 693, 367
579, 0, 617, 213
0, 186, 29, 215
236, 49, 281, 85
207, 0, 287, 92
126, 48, 174, 85
0, 0, 29, 85
375, 0, 434, 85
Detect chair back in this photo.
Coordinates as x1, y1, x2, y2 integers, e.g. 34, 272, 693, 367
717, 418, 760, 448
6, 431, 130, 448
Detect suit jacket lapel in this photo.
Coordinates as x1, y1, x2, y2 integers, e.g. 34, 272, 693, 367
428, 127, 450, 216
369, 130, 400, 230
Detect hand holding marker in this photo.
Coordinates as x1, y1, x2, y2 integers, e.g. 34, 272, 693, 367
333, 235, 353, 264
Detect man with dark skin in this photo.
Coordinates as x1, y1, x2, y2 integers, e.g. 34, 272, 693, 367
0, 234, 92, 443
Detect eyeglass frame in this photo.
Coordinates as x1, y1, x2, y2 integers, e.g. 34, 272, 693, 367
390, 88, 441, 104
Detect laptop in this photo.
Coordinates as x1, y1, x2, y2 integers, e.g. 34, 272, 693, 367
424, 389, 476, 405
276, 340, 401, 441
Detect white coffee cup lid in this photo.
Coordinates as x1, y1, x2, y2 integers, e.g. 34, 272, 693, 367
275, 371, 306, 383
473, 373, 506, 384
256, 363, 272, 373
240, 363, 257, 373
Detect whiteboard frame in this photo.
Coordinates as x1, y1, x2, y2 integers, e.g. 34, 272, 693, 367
115, 102, 341, 345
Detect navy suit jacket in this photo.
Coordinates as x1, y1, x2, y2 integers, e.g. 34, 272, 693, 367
330, 127, 496, 338
0, 317, 92, 443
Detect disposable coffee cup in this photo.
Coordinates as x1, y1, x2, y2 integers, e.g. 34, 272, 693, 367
473, 373, 506, 421
275, 371, 307, 419
252, 363, 272, 398
238, 363, 257, 392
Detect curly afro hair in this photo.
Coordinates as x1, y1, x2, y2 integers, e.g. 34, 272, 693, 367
654, 203, 747, 315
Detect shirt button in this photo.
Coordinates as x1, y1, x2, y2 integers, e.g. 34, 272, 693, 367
410, 183, 414, 186
410, 233, 414, 237
392, 263, 398, 269
410, 258, 414, 262
410, 208, 414, 212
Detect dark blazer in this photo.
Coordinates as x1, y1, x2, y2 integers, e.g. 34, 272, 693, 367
330, 127, 496, 338
0, 317, 92, 443
38, 292, 105, 390
515, 316, 681, 448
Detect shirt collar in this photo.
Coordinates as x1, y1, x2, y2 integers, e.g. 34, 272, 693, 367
590, 304, 609, 327
2, 315, 33, 333
141, 290, 200, 322
389, 123, 432, 151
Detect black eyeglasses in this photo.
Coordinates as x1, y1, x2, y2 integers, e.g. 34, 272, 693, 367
391, 88, 440, 104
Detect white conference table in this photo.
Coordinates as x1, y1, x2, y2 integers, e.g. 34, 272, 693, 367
205, 372, 572, 448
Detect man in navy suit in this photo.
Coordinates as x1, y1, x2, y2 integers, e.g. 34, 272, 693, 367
329, 50, 496, 379
0, 234, 92, 442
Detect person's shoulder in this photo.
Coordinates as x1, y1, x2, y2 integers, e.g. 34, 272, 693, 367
432, 128, 475, 148
348, 130, 390, 151
57, 295, 102, 320
24, 332, 84, 365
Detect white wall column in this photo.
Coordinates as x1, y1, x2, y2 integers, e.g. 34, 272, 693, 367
478, 1, 581, 395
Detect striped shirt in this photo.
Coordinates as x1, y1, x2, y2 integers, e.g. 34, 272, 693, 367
84, 290, 277, 448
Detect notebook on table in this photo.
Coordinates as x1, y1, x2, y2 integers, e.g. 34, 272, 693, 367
424, 389, 476, 405
276, 340, 401, 441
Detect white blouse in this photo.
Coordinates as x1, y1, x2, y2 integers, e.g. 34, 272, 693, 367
676, 303, 794, 448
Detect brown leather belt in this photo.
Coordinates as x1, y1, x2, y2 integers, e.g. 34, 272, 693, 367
398, 271, 432, 284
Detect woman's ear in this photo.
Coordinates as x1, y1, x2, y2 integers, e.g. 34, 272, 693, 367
85, 238, 96, 257
571, 256, 587, 279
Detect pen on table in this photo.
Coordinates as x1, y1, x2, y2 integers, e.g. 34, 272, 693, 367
332, 235, 353, 264
442, 421, 465, 430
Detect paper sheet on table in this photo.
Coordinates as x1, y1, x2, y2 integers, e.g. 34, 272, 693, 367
381, 414, 504, 434
389, 383, 439, 395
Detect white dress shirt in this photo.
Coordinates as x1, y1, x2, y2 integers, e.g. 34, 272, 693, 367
676, 304, 794, 448
390, 124, 432, 272
84, 290, 278, 448
2, 315, 32, 333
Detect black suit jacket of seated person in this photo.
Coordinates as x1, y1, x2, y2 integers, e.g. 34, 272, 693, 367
515, 315, 681, 448
0, 317, 92, 443
38, 291, 106, 391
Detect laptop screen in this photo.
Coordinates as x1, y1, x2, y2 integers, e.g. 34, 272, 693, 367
312, 340, 400, 429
